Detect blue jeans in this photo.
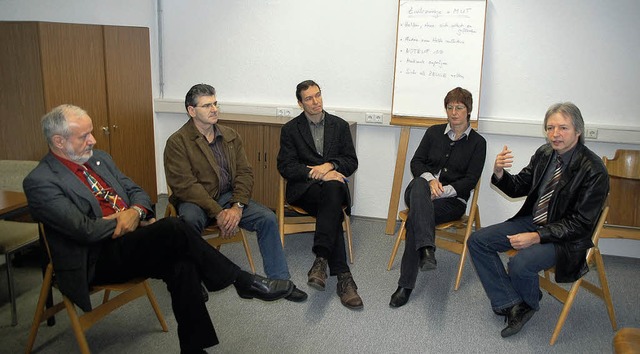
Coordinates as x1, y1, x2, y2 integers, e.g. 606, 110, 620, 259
178, 192, 290, 280
467, 216, 556, 312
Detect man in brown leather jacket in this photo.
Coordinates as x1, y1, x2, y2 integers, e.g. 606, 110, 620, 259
468, 102, 609, 338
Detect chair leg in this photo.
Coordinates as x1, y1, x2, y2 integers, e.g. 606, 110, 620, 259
343, 212, 354, 264
102, 289, 112, 304
5, 252, 18, 326
63, 296, 90, 354
549, 279, 583, 345
142, 280, 169, 332
593, 249, 618, 331
239, 230, 256, 273
387, 221, 406, 271
453, 242, 467, 291
26, 264, 54, 353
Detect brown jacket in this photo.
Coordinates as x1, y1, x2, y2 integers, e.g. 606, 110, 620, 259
164, 119, 253, 218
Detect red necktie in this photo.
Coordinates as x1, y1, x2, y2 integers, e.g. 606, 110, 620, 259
82, 167, 128, 212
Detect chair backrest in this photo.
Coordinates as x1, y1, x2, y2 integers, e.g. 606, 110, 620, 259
0, 160, 39, 192
603, 150, 640, 228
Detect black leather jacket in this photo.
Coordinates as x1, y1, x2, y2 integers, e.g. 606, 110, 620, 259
492, 143, 609, 282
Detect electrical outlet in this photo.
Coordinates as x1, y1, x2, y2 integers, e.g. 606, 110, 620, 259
276, 107, 292, 117
585, 128, 598, 139
365, 112, 383, 124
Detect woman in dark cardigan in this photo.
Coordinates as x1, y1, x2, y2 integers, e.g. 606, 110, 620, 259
389, 87, 487, 308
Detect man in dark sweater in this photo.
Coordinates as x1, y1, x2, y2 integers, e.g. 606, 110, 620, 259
389, 87, 487, 308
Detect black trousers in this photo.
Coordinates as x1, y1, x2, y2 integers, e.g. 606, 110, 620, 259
292, 180, 350, 275
93, 217, 241, 351
398, 178, 466, 289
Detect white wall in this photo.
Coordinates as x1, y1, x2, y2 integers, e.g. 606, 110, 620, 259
2, 0, 638, 257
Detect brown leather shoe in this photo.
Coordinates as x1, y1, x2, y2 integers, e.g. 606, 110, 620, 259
337, 272, 363, 310
307, 257, 328, 291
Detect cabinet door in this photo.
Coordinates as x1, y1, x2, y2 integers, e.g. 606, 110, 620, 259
262, 125, 282, 209
0, 22, 48, 160
39, 22, 110, 152
104, 26, 157, 202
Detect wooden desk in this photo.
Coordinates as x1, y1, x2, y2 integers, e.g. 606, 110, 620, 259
0, 190, 28, 218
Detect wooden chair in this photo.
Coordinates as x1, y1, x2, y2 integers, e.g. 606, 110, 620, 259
276, 175, 354, 264
613, 328, 640, 353
506, 205, 617, 345
387, 180, 481, 291
26, 223, 168, 354
164, 201, 256, 273
0, 220, 39, 326
601, 149, 640, 240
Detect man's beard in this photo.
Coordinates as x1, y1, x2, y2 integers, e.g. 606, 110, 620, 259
65, 144, 93, 164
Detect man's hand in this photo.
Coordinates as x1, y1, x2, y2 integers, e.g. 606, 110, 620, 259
321, 170, 347, 183
307, 162, 334, 180
507, 232, 540, 250
429, 179, 445, 199
140, 218, 157, 227
215, 205, 242, 238
103, 209, 140, 239
494, 145, 514, 180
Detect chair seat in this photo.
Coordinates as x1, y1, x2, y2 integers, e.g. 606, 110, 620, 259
0, 220, 39, 253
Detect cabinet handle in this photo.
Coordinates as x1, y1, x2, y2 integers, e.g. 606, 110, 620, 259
264, 152, 267, 165
102, 126, 110, 135
257, 152, 261, 162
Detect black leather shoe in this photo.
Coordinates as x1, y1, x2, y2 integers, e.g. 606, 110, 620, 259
285, 286, 308, 302
235, 274, 294, 301
494, 291, 542, 316
389, 286, 412, 308
419, 247, 437, 271
201, 284, 209, 303
501, 302, 535, 338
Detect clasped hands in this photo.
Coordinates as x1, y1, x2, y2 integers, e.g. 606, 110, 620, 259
307, 162, 346, 183
103, 208, 156, 239
215, 204, 243, 238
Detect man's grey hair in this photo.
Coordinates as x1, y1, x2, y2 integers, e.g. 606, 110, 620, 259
544, 102, 585, 145
41, 104, 87, 147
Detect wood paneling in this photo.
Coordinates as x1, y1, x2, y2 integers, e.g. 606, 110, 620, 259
0, 22, 47, 160
104, 26, 156, 200
0, 22, 157, 202
38, 22, 110, 152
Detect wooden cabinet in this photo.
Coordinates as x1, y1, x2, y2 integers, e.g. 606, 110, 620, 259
218, 114, 357, 210
0, 22, 157, 202
220, 117, 283, 210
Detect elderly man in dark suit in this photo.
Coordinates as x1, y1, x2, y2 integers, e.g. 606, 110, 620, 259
277, 80, 362, 310
23, 104, 293, 354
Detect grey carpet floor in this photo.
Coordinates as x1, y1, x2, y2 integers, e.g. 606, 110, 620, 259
1, 215, 638, 353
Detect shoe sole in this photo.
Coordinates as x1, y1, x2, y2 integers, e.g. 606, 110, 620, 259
307, 278, 326, 291
237, 284, 294, 301
419, 262, 437, 271
500, 309, 535, 338
342, 302, 364, 310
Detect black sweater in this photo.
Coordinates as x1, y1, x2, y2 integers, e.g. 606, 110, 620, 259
410, 124, 487, 201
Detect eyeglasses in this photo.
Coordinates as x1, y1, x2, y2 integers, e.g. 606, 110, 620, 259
195, 102, 219, 109
446, 105, 466, 111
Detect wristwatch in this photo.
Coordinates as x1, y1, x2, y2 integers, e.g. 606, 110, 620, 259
235, 202, 245, 209
132, 205, 146, 220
